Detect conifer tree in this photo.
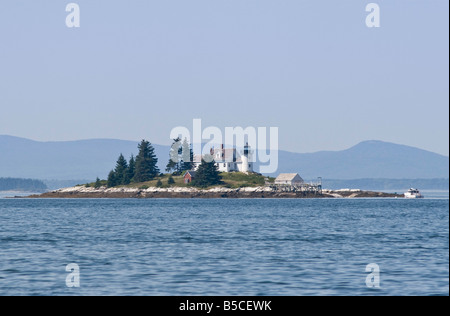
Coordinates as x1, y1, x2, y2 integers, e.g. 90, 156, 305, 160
107, 170, 117, 188
191, 155, 221, 187
181, 138, 194, 172
166, 137, 181, 175
114, 154, 129, 185
125, 154, 135, 184
134, 140, 159, 182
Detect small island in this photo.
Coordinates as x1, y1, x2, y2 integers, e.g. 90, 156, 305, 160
26, 173, 402, 199
25, 139, 403, 199
0, 177, 48, 193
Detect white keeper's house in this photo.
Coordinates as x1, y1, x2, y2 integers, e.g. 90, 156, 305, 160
193, 143, 254, 173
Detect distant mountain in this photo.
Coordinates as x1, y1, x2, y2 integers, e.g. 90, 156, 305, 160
0, 135, 169, 181
0, 136, 448, 181
274, 140, 449, 179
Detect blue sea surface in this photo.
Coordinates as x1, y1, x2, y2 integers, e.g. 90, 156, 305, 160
0, 198, 448, 296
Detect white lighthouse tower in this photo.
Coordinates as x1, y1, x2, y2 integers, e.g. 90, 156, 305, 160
241, 143, 252, 173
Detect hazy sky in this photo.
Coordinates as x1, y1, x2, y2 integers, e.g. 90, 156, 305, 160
0, 0, 448, 155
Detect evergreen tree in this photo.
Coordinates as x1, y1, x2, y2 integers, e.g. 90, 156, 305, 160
134, 140, 160, 182
114, 154, 128, 185
94, 177, 101, 189
107, 170, 117, 188
191, 155, 221, 187
156, 179, 163, 187
181, 138, 194, 172
125, 155, 135, 184
168, 176, 175, 185
166, 137, 182, 175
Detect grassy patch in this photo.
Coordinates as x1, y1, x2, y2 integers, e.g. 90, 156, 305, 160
84, 180, 108, 188
85, 173, 275, 189
123, 174, 188, 189
220, 172, 273, 188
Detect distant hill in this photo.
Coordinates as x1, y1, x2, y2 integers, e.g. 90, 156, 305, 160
273, 140, 449, 179
0, 135, 169, 181
0, 177, 47, 192
0, 135, 448, 181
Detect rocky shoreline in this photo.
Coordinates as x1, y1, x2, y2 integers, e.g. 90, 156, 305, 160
23, 186, 404, 199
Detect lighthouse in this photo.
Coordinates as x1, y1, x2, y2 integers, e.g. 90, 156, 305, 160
241, 143, 252, 173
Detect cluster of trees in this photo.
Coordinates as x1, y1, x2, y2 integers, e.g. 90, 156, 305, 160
165, 137, 194, 175
0, 178, 47, 192
107, 140, 159, 187
165, 139, 221, 187
104, 138, 221, 188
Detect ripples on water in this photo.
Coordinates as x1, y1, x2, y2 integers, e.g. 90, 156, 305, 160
0, 198, 448, 296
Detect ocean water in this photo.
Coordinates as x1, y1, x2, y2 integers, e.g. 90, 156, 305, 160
0, 198, 448, 296
373, 190, 449, 199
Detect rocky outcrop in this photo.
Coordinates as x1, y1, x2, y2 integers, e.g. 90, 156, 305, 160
24, 186, 403, 199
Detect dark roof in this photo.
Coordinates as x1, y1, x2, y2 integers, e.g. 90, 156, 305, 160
185, 170, 197, 177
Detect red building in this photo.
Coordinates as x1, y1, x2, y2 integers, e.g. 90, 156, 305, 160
184, 171, 196, 184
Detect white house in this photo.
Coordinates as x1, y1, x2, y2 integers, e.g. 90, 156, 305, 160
193, 143, 253, 173
274, 173, 304, 185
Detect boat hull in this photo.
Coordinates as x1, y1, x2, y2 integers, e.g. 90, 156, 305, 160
404, 188, 424, 198
404, 192, 424, 198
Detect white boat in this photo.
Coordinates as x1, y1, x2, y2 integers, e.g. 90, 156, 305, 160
404, 188, 424, 199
